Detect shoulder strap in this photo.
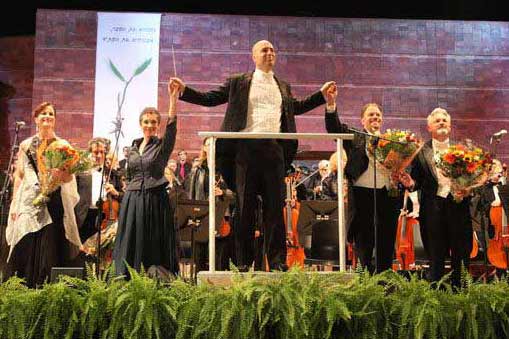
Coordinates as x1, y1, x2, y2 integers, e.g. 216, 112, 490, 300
22, 137, 39, 176
25, 148, 39, 176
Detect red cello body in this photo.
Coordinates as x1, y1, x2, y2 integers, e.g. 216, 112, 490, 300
394, 191, 417, 270
487, 205, 509, 269
284, 177, 305, 268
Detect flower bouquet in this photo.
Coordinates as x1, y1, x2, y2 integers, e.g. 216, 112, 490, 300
436, 143, 493, 202
368, 129, 423, 195
33, 140, 93, 206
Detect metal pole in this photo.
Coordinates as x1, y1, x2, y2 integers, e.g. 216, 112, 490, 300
208, 137, 217, 272
336, 139, 346, 271
198, 132, 354, 273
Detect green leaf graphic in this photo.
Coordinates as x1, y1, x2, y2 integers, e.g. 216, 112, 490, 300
132, 58, 152, 77
109, 59, 126, 82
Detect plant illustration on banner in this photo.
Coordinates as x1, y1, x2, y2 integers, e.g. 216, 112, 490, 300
108, 58, 152, 141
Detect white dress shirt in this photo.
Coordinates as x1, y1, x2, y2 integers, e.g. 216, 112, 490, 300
91, 169, 104, 208
432, 138, 451, 198
241, 68, 282, 133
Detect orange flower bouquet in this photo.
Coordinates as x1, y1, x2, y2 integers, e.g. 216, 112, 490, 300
436, 143, 493, 202
368, 129, 423, 195
33, 140, 93, 206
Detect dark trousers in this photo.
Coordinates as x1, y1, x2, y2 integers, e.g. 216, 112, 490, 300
350, 186, 401, 273
234, 140, 286, 269
421, 194, 472, 288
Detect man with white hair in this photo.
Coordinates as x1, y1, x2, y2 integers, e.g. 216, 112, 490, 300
306, 159, 330, 200
170, 40, 335, 271
399, 107, 473, 288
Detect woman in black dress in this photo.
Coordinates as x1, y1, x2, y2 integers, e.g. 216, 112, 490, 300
113, 82, 179, 276
6, 102, 82, 287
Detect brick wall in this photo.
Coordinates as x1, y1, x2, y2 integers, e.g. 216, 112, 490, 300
4, 10, 509, 168
0, 36, 34, 167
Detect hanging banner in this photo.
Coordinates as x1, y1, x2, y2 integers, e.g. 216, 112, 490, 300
93, 12, 161, 156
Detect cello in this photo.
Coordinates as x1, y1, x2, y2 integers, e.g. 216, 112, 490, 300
284, 175, 305, 268
487, 204, 509, 269
394, 190, 418, 270
486, 163, 509, 269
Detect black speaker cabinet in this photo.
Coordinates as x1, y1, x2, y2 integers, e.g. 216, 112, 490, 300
50, 267, 85, 282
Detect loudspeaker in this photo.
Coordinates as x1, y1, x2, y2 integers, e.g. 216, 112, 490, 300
50, 267, 85, 282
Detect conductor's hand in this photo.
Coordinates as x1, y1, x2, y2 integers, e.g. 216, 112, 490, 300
325, 83, 337, 107
169, 77, 186, 94
320, 81, 336, 102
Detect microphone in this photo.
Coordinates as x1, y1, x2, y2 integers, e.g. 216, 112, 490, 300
15, 121, 26, 129
493, 129, 507, 138
490, 129, 507, 144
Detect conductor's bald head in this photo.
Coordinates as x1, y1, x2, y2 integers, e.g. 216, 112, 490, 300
252, 40, 276, 72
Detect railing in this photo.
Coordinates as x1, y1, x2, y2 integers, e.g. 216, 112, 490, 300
197, 131, 354, 272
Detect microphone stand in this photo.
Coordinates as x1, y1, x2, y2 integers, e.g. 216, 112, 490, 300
347, 127, 407, 273
0, 123, 23, 224
93, 156, 108, 277
490, 134, 504, 159
93, 114, 124, 277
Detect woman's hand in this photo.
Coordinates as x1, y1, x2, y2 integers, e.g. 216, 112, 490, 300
169, 77, 186, 93
51, 168, 72, 183
167, 80, 180, 119
168, 80, 180, 99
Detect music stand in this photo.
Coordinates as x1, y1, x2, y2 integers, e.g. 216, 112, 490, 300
176, 198, 230, 280
297, 201, 339, 263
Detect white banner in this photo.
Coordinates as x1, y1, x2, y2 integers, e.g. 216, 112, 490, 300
93, 12, 161, 156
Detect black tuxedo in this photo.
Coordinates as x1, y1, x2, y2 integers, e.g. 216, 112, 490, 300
411, 140, 472, 287
180, 71, 325, 269
325, 111, 401, 272
75, 169, 124, 242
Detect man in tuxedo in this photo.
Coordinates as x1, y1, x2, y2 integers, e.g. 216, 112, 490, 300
325, 92, 402, 273
170, 40, 335, 270
399, 108, 473, 288
75, 138, 123, 242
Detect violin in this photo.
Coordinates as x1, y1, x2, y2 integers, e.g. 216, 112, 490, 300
100, 155, 120, 230
214, 175, 231, 238
394, 190, 417, 270
284, 175, 305, 268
